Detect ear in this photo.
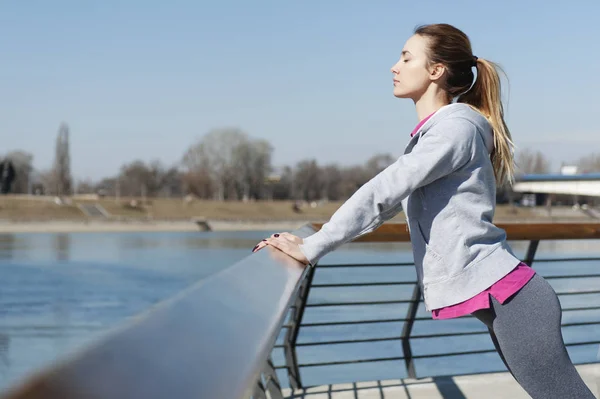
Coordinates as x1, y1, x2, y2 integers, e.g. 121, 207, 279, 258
429, 63, 446, 82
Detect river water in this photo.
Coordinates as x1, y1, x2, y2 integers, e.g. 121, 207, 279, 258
1, 231, 599, 390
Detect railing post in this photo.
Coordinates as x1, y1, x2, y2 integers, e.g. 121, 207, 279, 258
251, 380, 267, 399
252, 356, 284, 399
401, 283, 421, 379
263, 357, 284, 399
524, 239, 540, 266
283, 264, 316, 390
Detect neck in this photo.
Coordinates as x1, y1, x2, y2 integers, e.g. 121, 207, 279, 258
414, 87, 450, 121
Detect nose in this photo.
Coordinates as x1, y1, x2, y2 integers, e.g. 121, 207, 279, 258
391, 61, 400, 74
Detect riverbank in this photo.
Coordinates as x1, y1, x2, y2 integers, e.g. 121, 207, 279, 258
0, 195, 596, 233
0, 219, 310, 233
1, 212, 596, 234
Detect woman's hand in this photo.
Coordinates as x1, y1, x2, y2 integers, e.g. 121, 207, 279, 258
252, 232, 309, 265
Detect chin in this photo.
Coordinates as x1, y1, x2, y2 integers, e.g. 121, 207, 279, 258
393, 89, 410, 99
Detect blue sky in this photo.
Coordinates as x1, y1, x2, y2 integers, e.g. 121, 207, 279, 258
2, 1, 599, 180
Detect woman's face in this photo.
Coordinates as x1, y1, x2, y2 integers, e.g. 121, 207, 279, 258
391, 34, 435, 100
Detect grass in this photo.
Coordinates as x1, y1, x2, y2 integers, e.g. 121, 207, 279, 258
0, 195, 85, 221
0, 195, 592, 223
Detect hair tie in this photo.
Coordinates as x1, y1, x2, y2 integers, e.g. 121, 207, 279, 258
472, 56, 478, 67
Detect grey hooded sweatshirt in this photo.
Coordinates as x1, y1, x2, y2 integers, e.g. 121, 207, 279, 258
298, 103, 522, 311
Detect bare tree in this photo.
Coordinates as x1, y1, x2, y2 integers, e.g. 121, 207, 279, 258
270, 166, 293, 200
53, 123, 72, 196
515, 148, 550, 175
157, 164, 184, 197
181, 167, 213, 199
577, 153, 600, 173
364, 153, 396, 178
339, 165, 370, 199
3, 151, 33, 194
233, 139, 273, 200
182, 128, 273, 200
294, 160, 324, 201
117, 159, 181, 197
183, 128, 239, 200
95, 177, 118, 197
321, 164, 342, 201
75, 179, 96, 194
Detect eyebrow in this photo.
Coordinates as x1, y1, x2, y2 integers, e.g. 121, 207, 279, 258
402, 50, 412, 56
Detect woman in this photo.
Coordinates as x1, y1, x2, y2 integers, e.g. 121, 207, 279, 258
252, 23, 596, 398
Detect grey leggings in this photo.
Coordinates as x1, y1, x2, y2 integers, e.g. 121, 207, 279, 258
472, 273, 596, 398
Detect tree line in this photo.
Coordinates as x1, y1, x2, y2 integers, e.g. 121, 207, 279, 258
3, 124, 600, 202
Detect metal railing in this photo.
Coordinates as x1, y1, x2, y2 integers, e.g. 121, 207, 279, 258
1, 222, 600, 398
275, 222, 600, 392
0, 225, 318, 399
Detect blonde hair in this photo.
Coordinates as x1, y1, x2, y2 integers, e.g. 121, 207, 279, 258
415, 24, 515, 186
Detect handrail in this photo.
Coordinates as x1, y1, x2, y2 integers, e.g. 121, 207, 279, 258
0, 225, 317, 399
3, 221, 600, 397
311, 222, 600, 242
277, 221, 600, 389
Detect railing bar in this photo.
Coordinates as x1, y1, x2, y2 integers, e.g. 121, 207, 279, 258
274, 338, 600, 370
301, 318, 410, 327
544, 274, 600, 280
408, 322, 600, 339
294, 321, 600, 346
533, 257, 600, 263
312, 282, 416, 287
316, 257, 600, 269
296, 336, 400, 346
402, 330, 490, 339
296, 349, 497, 368
412, 349, 499, 359
563, 305, 600, 312
298, 356, 405, 367
288, 339, 600, 369
306, 300, 413, 307
310, 276, 600, 288
299, 306, 600, 328
316, 263, 414, 268
562, 321, 600, 328
557, 290, 600, 296
410, 340, 600, 358
565, 340, 600, 347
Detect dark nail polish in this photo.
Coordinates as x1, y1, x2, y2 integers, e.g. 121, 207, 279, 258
262, 239, 267, 241
274, 234, 279, 237
252, 245, 258, 252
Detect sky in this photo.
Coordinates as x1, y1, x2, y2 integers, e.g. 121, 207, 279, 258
2, 1, 600, 181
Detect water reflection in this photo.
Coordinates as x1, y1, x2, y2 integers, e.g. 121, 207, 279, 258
54, 233, 70, 261
0, 234, 16, 260
0, 334, 9, 374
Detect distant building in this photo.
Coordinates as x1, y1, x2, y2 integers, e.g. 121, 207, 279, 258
560, 165, 578, 175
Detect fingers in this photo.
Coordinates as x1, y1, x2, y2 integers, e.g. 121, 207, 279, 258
252, 239, 268, 253
253, 237, 309, 265
271, 232, 301, 244
281, 232, 302, 243
264, 237, 290, 251
266, 237, 309, 265
253, 232, 302, 253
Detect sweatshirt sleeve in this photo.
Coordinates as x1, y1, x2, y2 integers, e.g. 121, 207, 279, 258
298, 118, 475, 266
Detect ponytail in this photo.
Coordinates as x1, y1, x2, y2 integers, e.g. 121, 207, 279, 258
413, 24, 516, 187
458, 59, 515, 186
